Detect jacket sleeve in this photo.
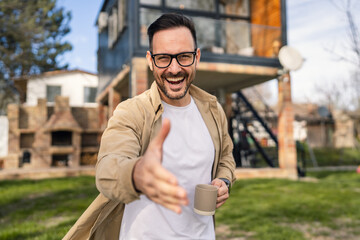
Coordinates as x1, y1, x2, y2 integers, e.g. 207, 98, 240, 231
215, 102, 236, 185
95, 101, 143, 204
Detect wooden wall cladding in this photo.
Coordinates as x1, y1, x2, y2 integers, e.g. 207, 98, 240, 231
250, 0, 282, 57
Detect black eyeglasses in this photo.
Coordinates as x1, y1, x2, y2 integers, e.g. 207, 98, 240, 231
150, 50, 197, 68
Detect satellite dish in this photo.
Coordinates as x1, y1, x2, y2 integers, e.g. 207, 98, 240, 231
278, 46, 303, 71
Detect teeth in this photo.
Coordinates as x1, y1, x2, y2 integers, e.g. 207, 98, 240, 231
166, 77, 183, 82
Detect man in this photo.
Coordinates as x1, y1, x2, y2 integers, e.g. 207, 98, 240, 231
63, 13, 235, 240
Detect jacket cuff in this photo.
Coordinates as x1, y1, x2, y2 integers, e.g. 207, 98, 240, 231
120, 157, 142, 203
96, 155, 141, 204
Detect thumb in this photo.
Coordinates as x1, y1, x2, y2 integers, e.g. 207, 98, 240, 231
153, 118, 171, 146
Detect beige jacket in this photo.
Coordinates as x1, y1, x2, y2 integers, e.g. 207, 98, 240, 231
63, 82, 236, 240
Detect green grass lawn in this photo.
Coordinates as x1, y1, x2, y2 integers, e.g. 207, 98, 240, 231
1, 171, 359, 240
0, 176, 98, 240
216, 171, 360, 240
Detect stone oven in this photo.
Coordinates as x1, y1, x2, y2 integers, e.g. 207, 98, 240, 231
4, 96, 100, 169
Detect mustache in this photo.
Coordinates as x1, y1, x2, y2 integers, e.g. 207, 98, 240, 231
162, 72, 187, 79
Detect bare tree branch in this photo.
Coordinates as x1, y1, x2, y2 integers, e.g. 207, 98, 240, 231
324, 0, 360, 110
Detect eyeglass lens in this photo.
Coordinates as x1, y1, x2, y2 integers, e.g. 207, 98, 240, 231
154, 53, 194, 67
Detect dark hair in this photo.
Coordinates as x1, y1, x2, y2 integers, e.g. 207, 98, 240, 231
147, 13, 197, 51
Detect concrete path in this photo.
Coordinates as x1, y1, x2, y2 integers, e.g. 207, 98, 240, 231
0, 166, 95, 180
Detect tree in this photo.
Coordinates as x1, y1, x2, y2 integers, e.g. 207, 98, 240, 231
327, 0, 360, 110
314, 80, 346, 111
0, 0, 72, 115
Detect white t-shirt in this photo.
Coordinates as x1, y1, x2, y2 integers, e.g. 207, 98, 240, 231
119, 97, 215, 240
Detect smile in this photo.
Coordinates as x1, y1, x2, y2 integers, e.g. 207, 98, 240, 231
165, 77, 185, 85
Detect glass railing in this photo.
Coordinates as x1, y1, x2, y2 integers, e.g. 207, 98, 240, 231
139, 9, 282, 59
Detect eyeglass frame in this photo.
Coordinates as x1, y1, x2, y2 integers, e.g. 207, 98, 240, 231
149, 49, 197, 68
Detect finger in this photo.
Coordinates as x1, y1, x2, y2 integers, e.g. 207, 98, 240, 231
216, 193, 229, 203
152, 196, 183, 214
158, 189, 189, 206
217, 186, 228, 197
146, 183, 188, 208
211, 178, 223, 188
152, 164, 179, 185
216, 201, 225, 209
150, 165, 188, 200
156, 181, 189, 205
153, 118, 171, 146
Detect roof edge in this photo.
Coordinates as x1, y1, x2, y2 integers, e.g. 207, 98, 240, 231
14, 69, 98, 81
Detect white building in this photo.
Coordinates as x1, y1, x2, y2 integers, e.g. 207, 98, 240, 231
0, 70, 100, 170
0, 116, 8, 158
23, 70, 98, 107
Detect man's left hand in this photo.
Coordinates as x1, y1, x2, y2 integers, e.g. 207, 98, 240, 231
211, 178, 229, 208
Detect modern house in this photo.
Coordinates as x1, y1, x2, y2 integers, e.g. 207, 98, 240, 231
1, 70, 101, 170
95, 0, 298, 178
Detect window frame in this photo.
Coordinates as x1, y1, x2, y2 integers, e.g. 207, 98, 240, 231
84, 86, 97, 103
137, 0, 251, 49
108, 0, 127, 48
46, 85, 61, 103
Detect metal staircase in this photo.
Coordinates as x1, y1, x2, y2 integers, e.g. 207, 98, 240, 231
230, 90, 307, 177
229, 91, 278, 168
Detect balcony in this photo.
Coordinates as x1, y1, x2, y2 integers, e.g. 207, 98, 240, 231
138, 9, 282, 62
138, 12, 281, 92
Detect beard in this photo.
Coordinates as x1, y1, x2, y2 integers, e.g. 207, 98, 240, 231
154, 70, 195, 100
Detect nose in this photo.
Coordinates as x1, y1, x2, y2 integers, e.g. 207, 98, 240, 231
167, 57, 181, 74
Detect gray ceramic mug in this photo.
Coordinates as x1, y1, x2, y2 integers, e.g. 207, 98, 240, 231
194, 184, 218, 216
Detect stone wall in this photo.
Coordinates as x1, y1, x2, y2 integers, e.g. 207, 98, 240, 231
333, 111, 356, 148
3, 97, 101, 170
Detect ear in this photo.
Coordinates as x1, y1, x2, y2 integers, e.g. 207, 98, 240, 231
195, 48, 201, 67
146, 51, 154, 71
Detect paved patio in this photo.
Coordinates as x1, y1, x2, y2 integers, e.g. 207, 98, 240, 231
0, 166, 95, 180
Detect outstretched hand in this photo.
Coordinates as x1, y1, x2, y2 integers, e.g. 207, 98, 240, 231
132, 118, 189, 214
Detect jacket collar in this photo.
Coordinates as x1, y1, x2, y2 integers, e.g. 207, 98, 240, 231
149, 81, 163, 114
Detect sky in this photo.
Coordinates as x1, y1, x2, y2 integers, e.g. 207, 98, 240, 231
285, 0, 359, 106
58, 0, 360, 105
58, 0, 103, 74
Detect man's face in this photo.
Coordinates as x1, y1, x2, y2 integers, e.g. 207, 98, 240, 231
146, 27, 201, 107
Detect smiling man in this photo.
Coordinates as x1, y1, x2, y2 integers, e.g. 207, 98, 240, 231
147, 25, 198, 107
63, 13, 235, 240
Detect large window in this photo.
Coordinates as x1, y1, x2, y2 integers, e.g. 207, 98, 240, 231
138, 0, 281, 58
46, 85, 61, 102
165, 0, 216, 12
139, 8, 162, 47
84, 87, 97, 103
219, 0, 250, 17
108, 7, 118, 48
139, 0, 252, 54
108, 0, 127, 48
